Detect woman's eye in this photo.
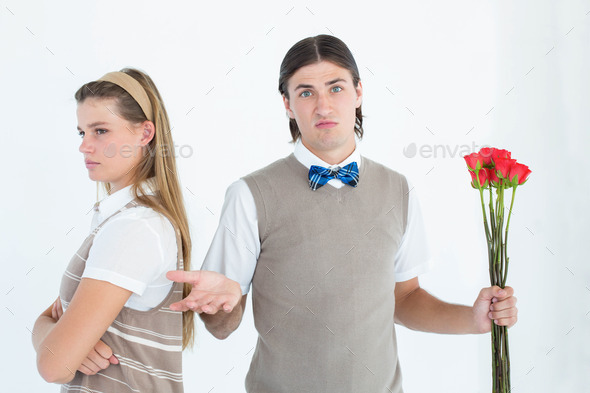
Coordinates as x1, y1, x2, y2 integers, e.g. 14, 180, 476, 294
331, 86, 342, 93
300, 91, 311, 98
96, 129, 107, 135
78, 131, 85, 138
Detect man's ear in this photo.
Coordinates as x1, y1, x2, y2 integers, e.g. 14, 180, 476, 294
355, 81, 363, 108
139, 121, 155, 146
282, 95, 295, 119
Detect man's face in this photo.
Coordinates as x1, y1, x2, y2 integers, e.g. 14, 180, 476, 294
283, 61, 362, 164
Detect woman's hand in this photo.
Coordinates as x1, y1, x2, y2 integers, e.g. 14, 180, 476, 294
78, 340, 119, 375
51, 297, 63, 321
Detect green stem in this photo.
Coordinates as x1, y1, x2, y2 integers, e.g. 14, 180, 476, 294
488, 241, 494, 285
485, 177, 515, 392
501, 185, 506, 287
479, 188, 495, 284
488, 186, 496, 236
494, 323, 502, 392
478, 187, 491, 244
493, 186, 503, 287
487, 186, 500, 286
505, 326, 511, 391
502, 187, 516, 287
492, 324, 497, 392
502, 326, 507, 391
491, 191, 498, 285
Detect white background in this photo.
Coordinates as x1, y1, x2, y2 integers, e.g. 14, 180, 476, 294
1, 1, 588, 392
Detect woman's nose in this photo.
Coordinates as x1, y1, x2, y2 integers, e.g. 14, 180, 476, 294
79, 135, 93, 154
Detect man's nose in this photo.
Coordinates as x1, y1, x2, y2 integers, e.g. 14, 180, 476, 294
316, 93, 333, 116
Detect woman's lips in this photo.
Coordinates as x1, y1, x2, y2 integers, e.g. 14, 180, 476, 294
85, 160, 99, 169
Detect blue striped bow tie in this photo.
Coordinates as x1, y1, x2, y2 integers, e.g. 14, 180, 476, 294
308, 162, 359, 191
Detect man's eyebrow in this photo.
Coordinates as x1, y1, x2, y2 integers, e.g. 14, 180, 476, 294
76, 121, 109, 131
326, 78, 346, 86
293, 78, 348, 91
294, 83, 314, 91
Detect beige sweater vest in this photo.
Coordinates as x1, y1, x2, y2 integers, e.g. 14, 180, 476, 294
59, 197, 184, 393
243, 154, 409, 393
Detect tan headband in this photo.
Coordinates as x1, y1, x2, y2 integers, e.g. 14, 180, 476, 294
97, 71, 153, 121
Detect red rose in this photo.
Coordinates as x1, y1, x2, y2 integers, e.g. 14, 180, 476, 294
509, 162, 532, 185
492, 149, 512, 163
470, 168, 490, 189
488, 168, 502, 187
464, 152, 484, 171
494, 157, 516, 179
478, 147, 494, 166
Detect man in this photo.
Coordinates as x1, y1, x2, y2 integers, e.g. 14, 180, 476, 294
167, 35, 518, 392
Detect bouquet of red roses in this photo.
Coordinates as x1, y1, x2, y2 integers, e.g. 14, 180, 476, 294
464, 147, 531, 393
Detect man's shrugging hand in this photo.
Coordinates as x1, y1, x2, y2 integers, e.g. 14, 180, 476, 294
166, 270, 242, 314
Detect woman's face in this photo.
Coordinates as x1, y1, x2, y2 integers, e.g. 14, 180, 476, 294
76, 97, 152, 191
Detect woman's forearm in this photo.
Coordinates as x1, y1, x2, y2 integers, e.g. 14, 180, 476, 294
32, 302, 76, 383
33, 280, 132, 384
32, 314, 56, 352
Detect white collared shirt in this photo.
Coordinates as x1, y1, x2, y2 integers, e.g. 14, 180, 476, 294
83, 179, 177, 311
201, 140, 431, 294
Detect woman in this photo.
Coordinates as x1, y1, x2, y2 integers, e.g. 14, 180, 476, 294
32, 68, 194, 392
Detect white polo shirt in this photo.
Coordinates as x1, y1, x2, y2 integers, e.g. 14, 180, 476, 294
82, 179, 177, 311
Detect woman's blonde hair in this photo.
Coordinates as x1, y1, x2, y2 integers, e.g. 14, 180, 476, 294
75, 68, 194, 349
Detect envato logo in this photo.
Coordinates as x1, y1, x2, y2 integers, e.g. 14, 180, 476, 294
403, 142, 489, 159
101, 143, 194, 159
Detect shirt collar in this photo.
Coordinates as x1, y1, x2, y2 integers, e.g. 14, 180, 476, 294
93, 178, 157, 227
293, 139, 361, 170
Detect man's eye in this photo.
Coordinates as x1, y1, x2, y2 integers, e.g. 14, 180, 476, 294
331, 86, 342, 93
78, 131, 85, 138
300, 91, 311, 98
96, 129, 107, 135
